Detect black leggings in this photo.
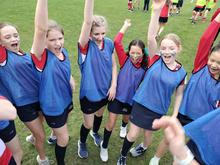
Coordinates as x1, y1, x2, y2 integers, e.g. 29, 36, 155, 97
143, 0, 150, 11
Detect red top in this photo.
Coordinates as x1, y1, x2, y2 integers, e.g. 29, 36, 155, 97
0, 145, 13, 164
193, 20, 220, 73
114, 32, 149, 68
160, 4, 169, 18
0, 46, 7, 63
31, 49, 47, 70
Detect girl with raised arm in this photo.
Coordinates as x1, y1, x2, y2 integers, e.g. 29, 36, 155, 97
77, 0, 117, 159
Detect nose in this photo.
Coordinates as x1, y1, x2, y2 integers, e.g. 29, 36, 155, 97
55, 40, 62, 46
97, 34, 103, 41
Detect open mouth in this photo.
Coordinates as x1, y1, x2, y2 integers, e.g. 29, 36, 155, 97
11, 43, 18, 48
209, 67, 219, 73
163, 55, 172, 60
55, 47, 62, 52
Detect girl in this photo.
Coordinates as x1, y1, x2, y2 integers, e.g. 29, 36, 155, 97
0, 95, 17, 165
117, 0, 186, 164
31, 0, 74, 164
191, 0, 207, 24
99, 19, 148, 162
0, 1, 48, 164
202, 0, 217, 22
149, 10, 220, 165
77, 0, 117, 159
157, 0, 172, 38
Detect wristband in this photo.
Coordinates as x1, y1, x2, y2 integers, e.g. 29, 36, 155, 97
174, 146, 194, 165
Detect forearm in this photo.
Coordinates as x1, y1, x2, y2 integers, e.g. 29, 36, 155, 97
148, 8, 161, 57
111, 54, 117, 88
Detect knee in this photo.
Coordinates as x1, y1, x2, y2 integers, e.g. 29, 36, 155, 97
83, 122, 93, 129
127, 131, 138, 142
57, 134, 69, 146
105, 120, 115, 131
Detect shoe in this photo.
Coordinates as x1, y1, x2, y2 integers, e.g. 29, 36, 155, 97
100, 141, 108, 162
117, 155, 126, 165
47, 136, 57, 145
191, 20, 196, 24
36, 155, 50, 165
129, 143, 147, 157
119, 126, 127, 139
90, 131, 102, 147
149, 156, 160, 165
26, 134, 35, 145
77, 140, 88, 158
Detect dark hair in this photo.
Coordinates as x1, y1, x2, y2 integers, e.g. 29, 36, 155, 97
47, 20, 64, 37
210, 42, 220, 54
127, 39, 148, 70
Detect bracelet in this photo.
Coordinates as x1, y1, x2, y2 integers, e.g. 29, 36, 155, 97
174, 146, 194, 165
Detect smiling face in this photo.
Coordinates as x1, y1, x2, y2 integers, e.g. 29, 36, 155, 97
207, 50, 220, 79
46, 29, 64, 56
0, 25, 20, 53
129, 45, 144, 64
90, 26, 106, 45
160, 38, 180, 65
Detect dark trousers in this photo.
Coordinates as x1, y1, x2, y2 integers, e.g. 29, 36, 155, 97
143, 0, 150, 11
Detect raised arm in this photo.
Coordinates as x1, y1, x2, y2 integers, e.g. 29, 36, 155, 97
78, 0, 94, 48
148, 0, 165, 58
0, 97, 17, 120
114, 19, 131, 67
193, 12, 220, 73
31, 0, 48, 60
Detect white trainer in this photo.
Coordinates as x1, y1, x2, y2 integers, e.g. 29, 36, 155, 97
36, 155, 50, 165
149, 156, 160, 165
100, 141, 108, 162
26, 134, 35, 145
119, 126, 127, 138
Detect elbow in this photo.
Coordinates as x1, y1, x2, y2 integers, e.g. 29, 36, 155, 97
148, 35, 156, 45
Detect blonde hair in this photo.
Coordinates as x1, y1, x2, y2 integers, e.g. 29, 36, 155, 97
160, 33, 182, 52
91, 15, 108, 32
0, 22, 18, 36
47, 20, 64, 37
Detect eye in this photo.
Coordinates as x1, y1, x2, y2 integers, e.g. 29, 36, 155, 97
58, 37, 63, 40
101, 32, 105, 35
4, 35, 11, 40
14, 33, 19, 38
49, 39, 56, 42
93, 33, 99, 36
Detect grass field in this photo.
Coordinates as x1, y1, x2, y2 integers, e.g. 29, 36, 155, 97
0, 0, 219, 164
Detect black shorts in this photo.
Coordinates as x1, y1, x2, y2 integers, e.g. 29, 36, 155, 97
80, 97, 108, 114
205, 8, 211, 11
177, 113, 193, 126
16, 102, 41, 122
0, 121, 16, 143
108, 99, 132, 115
130, 102, 162, 130
44, 102, 73, 128
193, 6, 206, 12
187, 140, 206, 165
159, 17, 168, 23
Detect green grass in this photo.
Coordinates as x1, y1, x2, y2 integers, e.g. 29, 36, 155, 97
1, 0, 220, 164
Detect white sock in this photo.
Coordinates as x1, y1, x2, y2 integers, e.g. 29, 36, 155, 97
153, 155, 160, 161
